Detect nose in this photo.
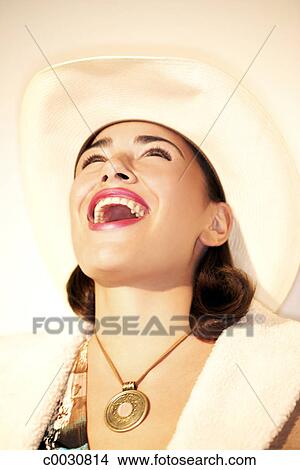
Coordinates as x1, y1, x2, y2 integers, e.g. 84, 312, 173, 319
100, 157, 137, 184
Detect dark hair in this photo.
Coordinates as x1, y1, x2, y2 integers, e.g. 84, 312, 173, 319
67, 125, 256, 341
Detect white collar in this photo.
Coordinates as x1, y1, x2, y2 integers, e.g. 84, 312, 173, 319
2, 299, 300, 450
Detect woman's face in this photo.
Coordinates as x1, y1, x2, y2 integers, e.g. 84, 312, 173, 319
69, 120, 216, 289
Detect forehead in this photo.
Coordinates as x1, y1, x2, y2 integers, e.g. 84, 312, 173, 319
91, 120, 190, 150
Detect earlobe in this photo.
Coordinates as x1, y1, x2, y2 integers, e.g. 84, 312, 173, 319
199, 203, 232, 247
198, 229, 217, 247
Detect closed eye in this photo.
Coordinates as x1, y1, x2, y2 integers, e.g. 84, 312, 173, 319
81, 154, 106, 170
144, 147, 172, 161
80, 146, 172, 170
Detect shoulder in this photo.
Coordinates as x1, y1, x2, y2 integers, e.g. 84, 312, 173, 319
0, 331, 90, 449
231, 298, 300, 353
231, 298, 300, 386
227, 298, 300, 449
0, 331, 80, 380
255, 301, 300, 450
0, 328, 93, 370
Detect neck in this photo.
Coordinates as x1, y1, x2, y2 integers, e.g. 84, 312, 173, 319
92, 282, 195, 379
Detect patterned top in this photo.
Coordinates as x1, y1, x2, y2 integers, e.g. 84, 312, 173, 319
39, 338, 90, 450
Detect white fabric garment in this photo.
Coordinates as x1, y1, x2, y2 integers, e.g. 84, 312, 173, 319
1, 298, 300, 450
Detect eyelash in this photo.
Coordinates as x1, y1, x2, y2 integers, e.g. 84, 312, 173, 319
80, 146, 172, 169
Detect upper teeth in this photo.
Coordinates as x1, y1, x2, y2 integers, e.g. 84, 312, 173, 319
93, 196, 147, 223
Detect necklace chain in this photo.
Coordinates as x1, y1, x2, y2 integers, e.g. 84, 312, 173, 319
94, 329, 193, 387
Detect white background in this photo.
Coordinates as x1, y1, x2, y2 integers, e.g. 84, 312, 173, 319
0, 0, 299, 334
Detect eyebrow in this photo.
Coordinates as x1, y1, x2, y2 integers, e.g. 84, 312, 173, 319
82, 135, 185, 159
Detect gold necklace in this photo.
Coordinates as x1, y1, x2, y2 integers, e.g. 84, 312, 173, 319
94, 329, 193, 432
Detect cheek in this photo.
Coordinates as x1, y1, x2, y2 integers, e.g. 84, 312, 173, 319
178, 169, 208, 219
140, 161, 184, 189
69, 176, 96, 220
159, 177, 206, 225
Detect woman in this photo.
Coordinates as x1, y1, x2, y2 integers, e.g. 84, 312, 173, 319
1, 56, 300, 450
39, 118, 253, 450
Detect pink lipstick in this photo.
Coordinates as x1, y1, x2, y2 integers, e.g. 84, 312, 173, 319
87, 187, 150, 231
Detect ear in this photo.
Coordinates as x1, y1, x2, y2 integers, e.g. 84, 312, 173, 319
199, 202, 233, 247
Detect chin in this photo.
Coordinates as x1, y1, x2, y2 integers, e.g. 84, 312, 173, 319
80, 254, 130, 279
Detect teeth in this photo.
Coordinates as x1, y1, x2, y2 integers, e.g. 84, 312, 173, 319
93, 196, 148, 223
130, 203, 139, 214
127, 200, 136, 210
111, 196, 122, 204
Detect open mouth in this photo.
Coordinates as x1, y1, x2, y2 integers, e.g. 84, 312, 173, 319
94, 202, 145, 224
87, 193, 149, 230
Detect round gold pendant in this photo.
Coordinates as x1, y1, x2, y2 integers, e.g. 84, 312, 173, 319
104, 382, 150, 432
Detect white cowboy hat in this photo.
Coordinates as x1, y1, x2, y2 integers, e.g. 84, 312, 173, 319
19, 55, 300, 312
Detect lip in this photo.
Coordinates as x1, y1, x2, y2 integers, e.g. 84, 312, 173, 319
87, 187, 150, 230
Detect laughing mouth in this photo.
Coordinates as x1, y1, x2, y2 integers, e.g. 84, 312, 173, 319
87, 196, 148, 225
87, 187, 150, 226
